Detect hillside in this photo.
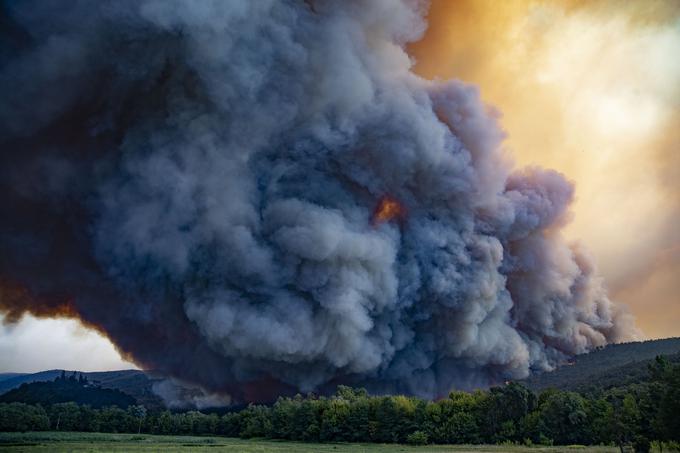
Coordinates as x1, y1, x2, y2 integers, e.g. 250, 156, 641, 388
2, 337, 679, 410
0, 373, 25, 382
0, 370, 164, 409
0, 370, 64, 393
0, 372, 136, 408
85, 370, 164, 409
521, 337, 680, 392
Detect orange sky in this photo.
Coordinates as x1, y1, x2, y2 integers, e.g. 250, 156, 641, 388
409, 0, 680, 339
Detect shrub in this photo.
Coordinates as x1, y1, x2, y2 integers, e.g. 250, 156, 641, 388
406, 430, 428, 445
632, 435, 650, 453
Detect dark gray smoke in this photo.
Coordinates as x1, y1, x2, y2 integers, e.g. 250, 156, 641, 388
0, 0, 637, 402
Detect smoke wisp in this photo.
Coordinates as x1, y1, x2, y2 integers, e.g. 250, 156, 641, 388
0, 0, 637, 403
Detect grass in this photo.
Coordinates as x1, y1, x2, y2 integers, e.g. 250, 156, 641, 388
0, 432, 620, 453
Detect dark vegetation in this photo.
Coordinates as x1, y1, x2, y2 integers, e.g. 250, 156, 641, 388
522, 337, 680, 392
0, 369, 163, 409
1, 358, 680, 451
2, 338, 674, 410
0, 371, 135, 409
1, 339, 680, 451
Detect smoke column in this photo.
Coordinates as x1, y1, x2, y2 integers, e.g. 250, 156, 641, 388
0, 0, 637, 402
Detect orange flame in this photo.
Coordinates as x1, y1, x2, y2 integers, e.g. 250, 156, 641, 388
372, 195, 405, 225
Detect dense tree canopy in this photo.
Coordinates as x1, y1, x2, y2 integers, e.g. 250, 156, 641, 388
1, 358, 680, 451
0, 372, 135, 409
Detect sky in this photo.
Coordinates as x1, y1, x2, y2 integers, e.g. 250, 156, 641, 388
0, 0, 678, 373
409, 0, 680, 340
0, 315, 135, 373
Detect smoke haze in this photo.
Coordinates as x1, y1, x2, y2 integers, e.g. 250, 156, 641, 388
0, 0, 638, 403
409, 0, 680, 340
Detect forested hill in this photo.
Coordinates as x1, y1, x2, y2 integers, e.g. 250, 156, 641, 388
0, 370, 164, 409
1, 339, 680, 448
0, 372, 136, 408
521, 337, 680, 392
2, 337, 679, 410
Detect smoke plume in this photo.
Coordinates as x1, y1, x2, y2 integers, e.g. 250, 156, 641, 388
0, 0, 637, 402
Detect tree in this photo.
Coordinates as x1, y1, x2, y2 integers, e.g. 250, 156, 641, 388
219, 412, 241, 437
293, 398, 322, 441
154, 411, 175, 434
346, 395, 371, 441
319, 398, 350, 441
239, 404, 272, 438
539, 391, 589, 445
335, 385, 367, 401
1, 379, 675, 447
128, 405, 147, 434
271, 397, 296, 439
49, 402, 81, 431
481, 383, 533, 442
425, 392, 481, 444
585, 397, 614, 444
0, 403, 50, 431
96, 406, 130, 433
650, 357, 680, 441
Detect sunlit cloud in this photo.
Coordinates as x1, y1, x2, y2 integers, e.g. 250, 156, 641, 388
410, 0, 680, 338
0, 315, 136, 373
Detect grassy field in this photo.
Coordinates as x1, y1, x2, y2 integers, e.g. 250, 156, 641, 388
0, 432, 621, 453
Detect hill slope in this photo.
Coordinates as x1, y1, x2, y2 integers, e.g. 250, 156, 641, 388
0, 370, 164, 409
2, 337, 678, 409
521, 337, 680, 392
0, 372, 26, 382
0, 373, 136, 408
0, 370, 65, 393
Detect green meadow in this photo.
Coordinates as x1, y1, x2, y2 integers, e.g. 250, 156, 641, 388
0, 432, 620, 453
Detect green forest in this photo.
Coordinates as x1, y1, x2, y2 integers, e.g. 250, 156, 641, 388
1, 357, 679, 452
0, 371, 135, 408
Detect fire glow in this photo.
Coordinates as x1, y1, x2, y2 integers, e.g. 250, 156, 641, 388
0, 0, 639, 405
372, 195, 405, 225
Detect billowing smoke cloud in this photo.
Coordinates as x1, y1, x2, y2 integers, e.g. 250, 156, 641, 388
0, 0, 637, 402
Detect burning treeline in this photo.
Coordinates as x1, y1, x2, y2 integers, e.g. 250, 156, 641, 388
0, 0, 637, 405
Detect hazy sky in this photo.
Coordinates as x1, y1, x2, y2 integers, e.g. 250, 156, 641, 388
0, 315, 134, 373
410, 0, 680, 340
1, 0, 678, 373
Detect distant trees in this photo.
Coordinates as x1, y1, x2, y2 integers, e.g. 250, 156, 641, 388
480, 382, 534, 442
538, 391, 588, 445
649, 356, 680, 441
424, 390, 482, 443
0, 373, 135, 408
129, 405, 147, 434
0, 403, 49, 432
525, 338, 680, 394
1, 356, 680, 450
